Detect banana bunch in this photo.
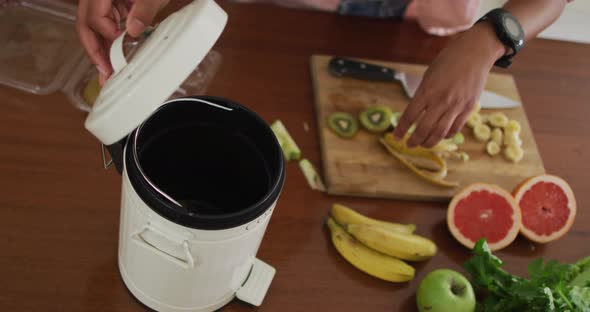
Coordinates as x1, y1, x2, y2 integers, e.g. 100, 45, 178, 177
326, 203, 438, 283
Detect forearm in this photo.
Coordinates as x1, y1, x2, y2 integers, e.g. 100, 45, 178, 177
452, 0, 568, 67
503, 0, 568, 41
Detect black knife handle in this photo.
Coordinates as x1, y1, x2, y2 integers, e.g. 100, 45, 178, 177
328, 57, 397, 82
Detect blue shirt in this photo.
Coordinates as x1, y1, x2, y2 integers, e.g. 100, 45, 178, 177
338, 0, 410, 18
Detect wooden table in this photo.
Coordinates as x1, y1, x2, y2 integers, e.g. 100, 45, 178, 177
1, 1, 589, 311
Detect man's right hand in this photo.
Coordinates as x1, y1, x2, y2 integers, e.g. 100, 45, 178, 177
76, 0, 170, 85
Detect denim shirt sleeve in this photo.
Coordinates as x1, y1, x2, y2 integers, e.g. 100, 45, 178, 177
337, 0, 410, 18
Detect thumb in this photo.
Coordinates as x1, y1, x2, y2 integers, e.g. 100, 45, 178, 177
126, 0, 170, 37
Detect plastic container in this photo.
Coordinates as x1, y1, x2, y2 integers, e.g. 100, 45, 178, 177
0, 0, 222, 110
0, 0, 83, 94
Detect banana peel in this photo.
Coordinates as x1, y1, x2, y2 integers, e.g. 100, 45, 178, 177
382, 133, 447, 178
380, 133, 459, 188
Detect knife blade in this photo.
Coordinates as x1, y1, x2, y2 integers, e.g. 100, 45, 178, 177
328, 57, 520, 109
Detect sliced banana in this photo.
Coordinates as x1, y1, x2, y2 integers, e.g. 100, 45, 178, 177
488, 112, 509, 128
480, 114, 489, 124
459, 151, 470, 162
503, 130, 522, 147
432, 140, 458, 153
486, 141, 501, 156
473, 124, 491, 142
504, 144, 524, 163
467, 113, 482, 128
491, 128, 503, 145
438, 151, 470, 162
504, 119, 522, 134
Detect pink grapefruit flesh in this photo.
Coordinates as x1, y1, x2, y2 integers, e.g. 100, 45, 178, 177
513, 174, 576, 244
448, 183, 521, 251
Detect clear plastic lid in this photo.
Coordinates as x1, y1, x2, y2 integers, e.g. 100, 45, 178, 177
0, 0, 84, 94
62, 40, 223, 113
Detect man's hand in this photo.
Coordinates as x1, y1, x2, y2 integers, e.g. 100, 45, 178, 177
76, 0, 170, 85
393, 0, 568, 148
393, 23, 505, 148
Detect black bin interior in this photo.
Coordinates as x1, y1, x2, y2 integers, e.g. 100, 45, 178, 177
126, 97, 284, 230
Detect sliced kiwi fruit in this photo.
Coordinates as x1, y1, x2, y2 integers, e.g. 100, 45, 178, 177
327, 112, 358, 138
359, 106, 393, 133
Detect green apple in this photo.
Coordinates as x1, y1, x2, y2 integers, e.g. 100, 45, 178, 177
416, 269, 476, 312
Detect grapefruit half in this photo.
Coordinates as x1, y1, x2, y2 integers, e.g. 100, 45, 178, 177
513, 174, 576, 244
448, 183, 521, 251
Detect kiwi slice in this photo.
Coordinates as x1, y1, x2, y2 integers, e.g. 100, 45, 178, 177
327, 112, 358, 138
359, 106, 393, 133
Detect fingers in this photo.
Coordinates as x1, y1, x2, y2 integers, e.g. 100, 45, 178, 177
88, 18, 121, 41
127, 0, 170, 37
406, 103, 447, 148
446, 109, 471, 138
80, 32, 110, 85
77, 0, 127, 84
422, 110, 457, 148
113, 1, 130, 27
76, 1, 114, 84
393, 94, 427, 140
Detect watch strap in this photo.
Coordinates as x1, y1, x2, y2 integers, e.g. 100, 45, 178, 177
476, 8, 524, 68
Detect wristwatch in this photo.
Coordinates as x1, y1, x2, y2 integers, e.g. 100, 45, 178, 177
476, 8, 525, 68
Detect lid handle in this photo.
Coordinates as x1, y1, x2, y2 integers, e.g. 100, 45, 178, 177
110, 31, 128, 74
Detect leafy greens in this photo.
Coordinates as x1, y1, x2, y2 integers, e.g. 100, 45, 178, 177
463, 239, 590, 312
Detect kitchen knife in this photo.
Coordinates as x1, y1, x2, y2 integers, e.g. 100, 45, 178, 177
328, 57, 520, 109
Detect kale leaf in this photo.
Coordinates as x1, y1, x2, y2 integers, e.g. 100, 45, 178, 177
463, 239, 590, 312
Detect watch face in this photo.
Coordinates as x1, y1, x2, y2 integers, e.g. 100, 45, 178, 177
503, 16, 522, 39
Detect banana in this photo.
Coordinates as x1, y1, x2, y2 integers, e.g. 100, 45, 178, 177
326, 218, 415, 282
488, 112, 509, 128
504, 119, 522, 134
504, 144, 524, 163
344, 224, 437, 262
486, 141, 501, 156
491, 128, 503, 146
331, 203, 416, 234
466, 112, 482, 128
473, 124, 491, 142
503, 130, 523, 147
431, 140, 458, 153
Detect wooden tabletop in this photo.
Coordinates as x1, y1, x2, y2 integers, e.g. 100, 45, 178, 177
1, 1, 589, 311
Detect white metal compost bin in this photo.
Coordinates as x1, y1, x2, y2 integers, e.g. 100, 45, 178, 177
83, 1, 286, 311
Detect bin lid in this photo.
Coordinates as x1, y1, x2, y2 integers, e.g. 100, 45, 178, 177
84, 0, 228, 145
0, 0, 84, 94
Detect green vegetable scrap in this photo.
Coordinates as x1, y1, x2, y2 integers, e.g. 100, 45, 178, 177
271, 120, 301, 161
299, 158, 326, 192
464, 239, 590, 312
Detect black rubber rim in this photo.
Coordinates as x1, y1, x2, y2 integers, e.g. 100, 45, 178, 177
125, 96, 285, 230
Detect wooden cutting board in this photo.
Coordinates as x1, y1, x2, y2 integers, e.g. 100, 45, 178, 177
310, 54, 545, 201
